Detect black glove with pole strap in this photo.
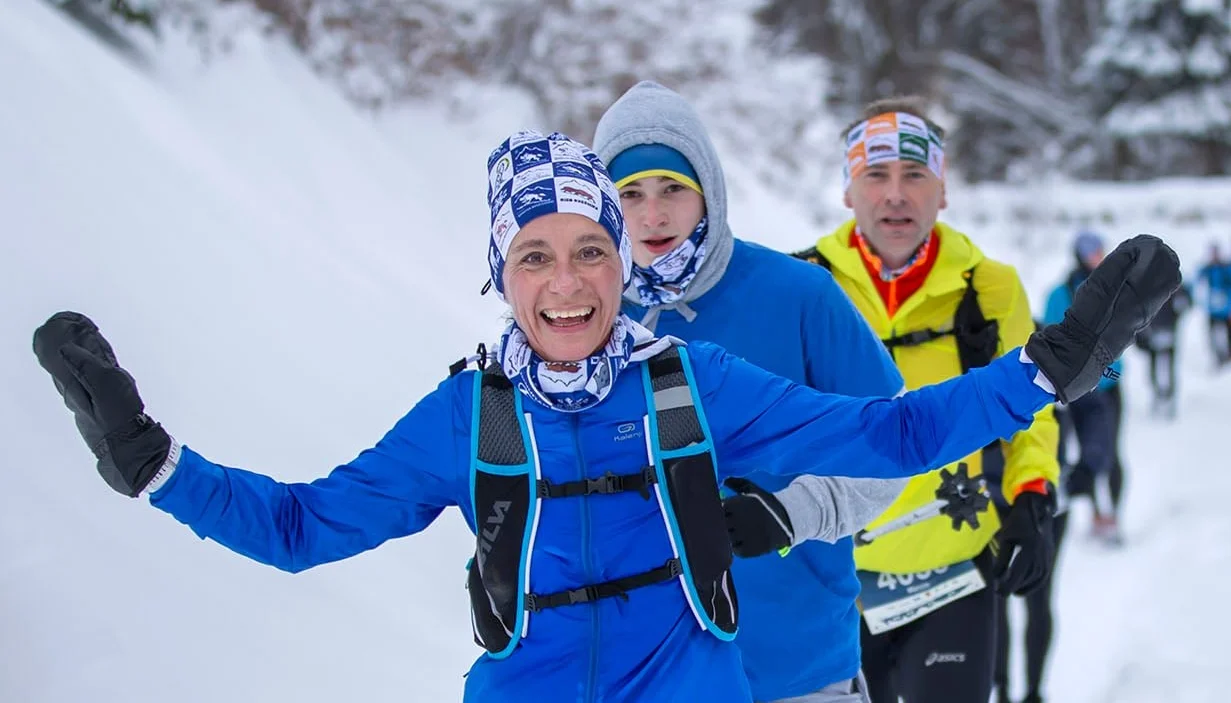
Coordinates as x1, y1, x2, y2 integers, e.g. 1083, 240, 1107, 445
33, 311, 178, 497
992, 485, 1056, 595
722, 478, 795, 558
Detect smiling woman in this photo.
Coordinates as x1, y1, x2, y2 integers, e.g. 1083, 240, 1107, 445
31, 130, 1180, 703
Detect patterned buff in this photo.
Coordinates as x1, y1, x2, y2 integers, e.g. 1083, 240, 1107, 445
497, 314, 654, 413
486, 130, 651, 413
842, 112, 945, 190
854, 227, 933, 281
631, 216, 710, 307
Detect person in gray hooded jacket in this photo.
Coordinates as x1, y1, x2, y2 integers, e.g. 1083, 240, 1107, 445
594, 80, 905, 703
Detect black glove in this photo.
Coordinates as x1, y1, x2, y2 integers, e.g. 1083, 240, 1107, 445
33, 311, 173, 497
1027, 234, 1181, 403
722, 478, 795, 558
992, 490, 1056, 595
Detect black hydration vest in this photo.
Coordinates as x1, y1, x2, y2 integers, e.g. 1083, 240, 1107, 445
461, 344, 738, 659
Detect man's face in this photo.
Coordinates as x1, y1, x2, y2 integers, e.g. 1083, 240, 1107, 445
618, 176, 706, 267
1082, 247, 1105, 270
844, 160, 946, 266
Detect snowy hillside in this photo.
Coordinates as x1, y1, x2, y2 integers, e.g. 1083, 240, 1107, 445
1, 3, 504, 701
2, 2, 1228, 702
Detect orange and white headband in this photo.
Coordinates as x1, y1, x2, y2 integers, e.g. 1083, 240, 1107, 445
842, 112, 945, 190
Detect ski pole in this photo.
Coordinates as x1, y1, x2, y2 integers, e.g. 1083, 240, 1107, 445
853, 462, 991, 547
854, 499, 950, 546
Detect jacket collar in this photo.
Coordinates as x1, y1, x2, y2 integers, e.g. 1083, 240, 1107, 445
817, 220, 985, 318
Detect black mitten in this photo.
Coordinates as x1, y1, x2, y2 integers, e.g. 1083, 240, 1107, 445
33, 312, 174, 497
1027, 234, 1182, 403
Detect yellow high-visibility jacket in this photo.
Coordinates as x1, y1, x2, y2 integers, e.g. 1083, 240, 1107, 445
813, 220, 1060, 573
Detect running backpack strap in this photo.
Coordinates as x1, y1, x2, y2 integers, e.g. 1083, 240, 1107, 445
467, 365, 538, 659
882, 326, 954, 351
879, 265, 1000, 374
644, 346, 739, 638
789, 246, 832, 270
953, 266, 1000, 373
537, 466, 657, 500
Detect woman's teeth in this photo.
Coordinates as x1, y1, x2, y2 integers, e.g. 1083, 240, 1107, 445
542, 307, 595, 325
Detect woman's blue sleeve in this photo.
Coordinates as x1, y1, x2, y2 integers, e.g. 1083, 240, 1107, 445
149, 375, 473, 573
688, 342, 1053, 481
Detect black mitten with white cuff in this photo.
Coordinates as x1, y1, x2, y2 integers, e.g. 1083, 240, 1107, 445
34, 311, 178, 498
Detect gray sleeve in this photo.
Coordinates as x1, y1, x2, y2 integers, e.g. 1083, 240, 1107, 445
775, 475, 909, 545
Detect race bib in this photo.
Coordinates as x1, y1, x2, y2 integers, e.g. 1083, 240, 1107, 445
857, 561, 985, 635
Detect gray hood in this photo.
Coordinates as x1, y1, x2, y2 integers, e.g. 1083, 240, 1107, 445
593, 81, 734, 330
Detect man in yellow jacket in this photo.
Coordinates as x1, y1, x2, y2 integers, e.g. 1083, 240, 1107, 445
792, 97, 1060, 703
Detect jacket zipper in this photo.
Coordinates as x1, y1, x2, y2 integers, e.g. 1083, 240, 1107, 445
571, 414, 599, 703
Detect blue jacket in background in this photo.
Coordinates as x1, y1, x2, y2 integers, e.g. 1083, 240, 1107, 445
1198, 262, 1231, 318
625, 239, 904, 699
150, 341, 1051, 703
1045, 270, 1121, 391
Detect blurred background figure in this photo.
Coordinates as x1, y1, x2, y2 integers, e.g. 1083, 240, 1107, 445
1197, 242, 1231, 369
1133, 281, 1192, 419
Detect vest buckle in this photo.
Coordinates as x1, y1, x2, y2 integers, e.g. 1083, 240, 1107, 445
568, 585, 600, 605
586, 472, 622, 495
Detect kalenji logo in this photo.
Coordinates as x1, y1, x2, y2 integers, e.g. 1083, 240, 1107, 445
614, 421, 643, 442
924, 652, 966, 667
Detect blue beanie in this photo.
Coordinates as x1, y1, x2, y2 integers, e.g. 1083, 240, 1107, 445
606, 143, 702, 194
485, 131, 632, 300
1074, 231, 1105, 262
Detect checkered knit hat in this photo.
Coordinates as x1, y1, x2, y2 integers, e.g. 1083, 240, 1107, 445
485, 130, 632, 300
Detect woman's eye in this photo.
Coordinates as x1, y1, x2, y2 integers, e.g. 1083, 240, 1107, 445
521, 252, 547, 265
619, 190, 641, 200
579, 246, 606, 261
664, 184, 685, 194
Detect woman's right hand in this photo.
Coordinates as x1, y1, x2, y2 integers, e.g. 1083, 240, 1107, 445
33, 311, 177, 497
1027, 234, 1182, 403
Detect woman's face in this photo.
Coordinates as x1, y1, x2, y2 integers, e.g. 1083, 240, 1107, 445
502, 213, 624, 362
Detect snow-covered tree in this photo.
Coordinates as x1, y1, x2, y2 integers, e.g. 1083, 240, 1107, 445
1079, 0, 1231, 177
755, 0, 1107, 182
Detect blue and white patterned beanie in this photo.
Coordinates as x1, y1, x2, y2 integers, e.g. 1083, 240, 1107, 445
486, 130, 632, 300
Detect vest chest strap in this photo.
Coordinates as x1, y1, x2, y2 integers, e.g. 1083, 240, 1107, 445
525, 558, 683, 613
536, 466, 657, 500
883, 327, 953, 349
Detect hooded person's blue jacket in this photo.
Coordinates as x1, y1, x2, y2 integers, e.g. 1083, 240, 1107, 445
595, 80, 905, 699
150, 339, 1052, 703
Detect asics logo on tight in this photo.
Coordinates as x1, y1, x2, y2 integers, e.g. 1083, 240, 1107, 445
924, 651, 967, 666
